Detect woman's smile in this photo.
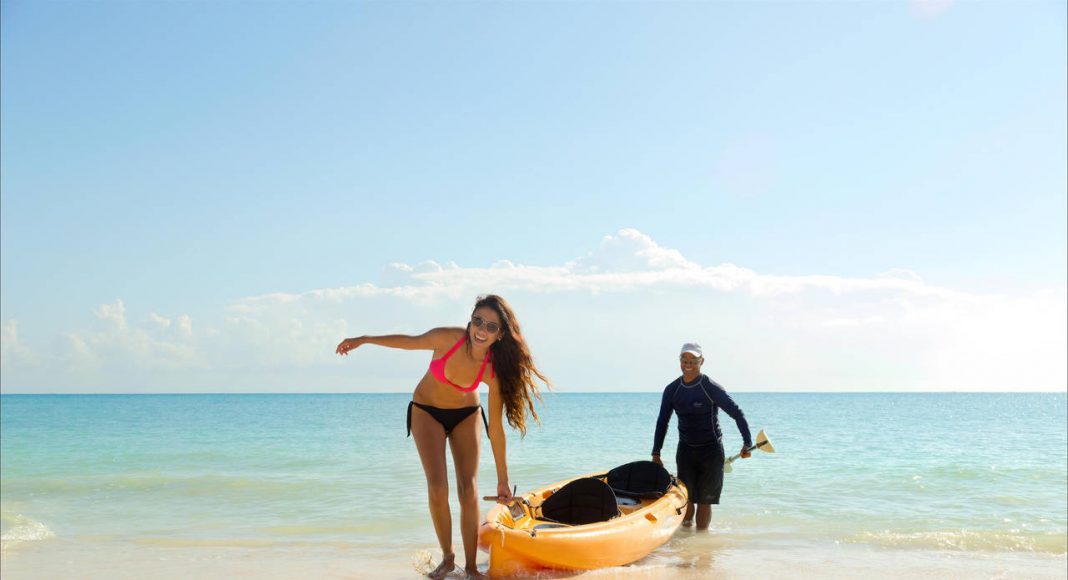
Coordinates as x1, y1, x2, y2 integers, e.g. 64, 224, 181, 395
469, 308, 502, 347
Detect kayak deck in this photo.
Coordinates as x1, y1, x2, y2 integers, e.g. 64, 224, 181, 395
478, 462, 688, 576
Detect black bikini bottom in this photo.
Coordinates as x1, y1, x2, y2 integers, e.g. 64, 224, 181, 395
407, 401, 489, 437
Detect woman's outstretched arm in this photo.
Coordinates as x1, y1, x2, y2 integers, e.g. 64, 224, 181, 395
336, 327, 458, 356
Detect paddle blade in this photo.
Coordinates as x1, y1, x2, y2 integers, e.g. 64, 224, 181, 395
754, 429, 775, 454
723, 459, 733, 473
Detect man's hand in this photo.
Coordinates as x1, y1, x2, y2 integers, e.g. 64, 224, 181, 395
651, 454, 663, 466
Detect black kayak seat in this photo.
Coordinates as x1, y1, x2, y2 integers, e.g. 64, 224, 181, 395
539, 477, 620, 526
606, 460, 673, 499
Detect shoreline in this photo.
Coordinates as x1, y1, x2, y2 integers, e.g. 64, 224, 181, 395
3, 534, 1066, 579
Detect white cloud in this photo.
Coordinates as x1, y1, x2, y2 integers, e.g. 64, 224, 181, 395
911, 0, 954, 19
382, 260, 449, 288
232, 230, 975, 306
94, 299, 128, 330
822, 316, 887, 328
62, 331, 100, 373
2, 229, 1065, 392
1, 319, 38, 370
25, 300, 208, 384
149, 313, 172, 330
177, 314, 193, 338
569, 229, 699, 273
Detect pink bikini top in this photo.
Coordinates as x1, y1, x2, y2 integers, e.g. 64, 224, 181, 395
429, 336, 495, 392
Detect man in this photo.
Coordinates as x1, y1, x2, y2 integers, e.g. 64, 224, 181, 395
651, 342, 752, 529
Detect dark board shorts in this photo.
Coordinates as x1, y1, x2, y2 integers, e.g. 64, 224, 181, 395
676, 440, 725, 504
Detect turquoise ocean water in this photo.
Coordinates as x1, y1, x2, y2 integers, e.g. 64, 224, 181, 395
1, 393, 1066, 578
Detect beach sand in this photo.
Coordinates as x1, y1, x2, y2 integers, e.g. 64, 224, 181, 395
3, 534, 1065, 579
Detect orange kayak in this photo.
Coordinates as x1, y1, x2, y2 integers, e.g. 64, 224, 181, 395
478, 461, 688, 577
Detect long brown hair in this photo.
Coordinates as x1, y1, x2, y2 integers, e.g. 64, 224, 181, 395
465, 294, 550, 436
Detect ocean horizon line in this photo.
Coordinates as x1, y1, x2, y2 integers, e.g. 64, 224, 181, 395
1, 389, 1065, 396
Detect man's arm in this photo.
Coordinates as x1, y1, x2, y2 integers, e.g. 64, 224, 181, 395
707, 380, 752, 448
651, 383, 676, 458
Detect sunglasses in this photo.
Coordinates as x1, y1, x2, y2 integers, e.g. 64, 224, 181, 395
471, 315, 501, 334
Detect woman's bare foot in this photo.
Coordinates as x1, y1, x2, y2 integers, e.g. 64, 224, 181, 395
464, 564, 487, 579
428, 553, 456, 580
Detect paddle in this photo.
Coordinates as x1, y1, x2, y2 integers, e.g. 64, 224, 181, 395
482, 484, 518, 503
483, 486, 526, 518
723, 429, 775, 474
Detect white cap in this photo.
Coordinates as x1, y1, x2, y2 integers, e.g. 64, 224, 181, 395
680, 342, 703, 358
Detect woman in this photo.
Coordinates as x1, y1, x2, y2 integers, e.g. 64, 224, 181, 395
335, 295, 550, 579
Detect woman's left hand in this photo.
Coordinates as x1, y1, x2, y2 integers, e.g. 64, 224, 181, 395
496, 481, 513, 503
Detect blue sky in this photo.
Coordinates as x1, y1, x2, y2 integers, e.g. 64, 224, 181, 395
1, 0, 1065, 393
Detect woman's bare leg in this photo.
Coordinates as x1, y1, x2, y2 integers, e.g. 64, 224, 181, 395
410, 406, 455, 579
448, 410, 485, 577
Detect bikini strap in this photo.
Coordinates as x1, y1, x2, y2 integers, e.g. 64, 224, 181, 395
406, 401, 414, 437
441, 335, 465, 361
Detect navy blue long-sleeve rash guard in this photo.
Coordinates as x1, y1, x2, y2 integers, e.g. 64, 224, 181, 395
652, 374, 752, 455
